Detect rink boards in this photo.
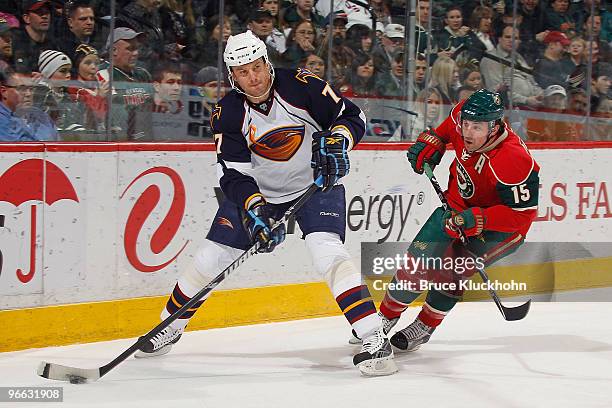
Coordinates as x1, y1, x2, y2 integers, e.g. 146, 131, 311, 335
1, 142, 611, 352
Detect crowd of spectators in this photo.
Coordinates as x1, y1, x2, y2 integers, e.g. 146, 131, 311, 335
0, 0, 609, 142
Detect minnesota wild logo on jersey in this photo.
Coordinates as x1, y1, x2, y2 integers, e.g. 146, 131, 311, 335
455, 161, 475, 199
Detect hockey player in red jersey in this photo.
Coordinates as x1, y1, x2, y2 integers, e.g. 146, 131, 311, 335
134, 31, 397, 376
379, 89, 540, 352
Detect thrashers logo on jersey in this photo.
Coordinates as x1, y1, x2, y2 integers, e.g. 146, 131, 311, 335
248, 124, 306, 161
456, 161, 475, 199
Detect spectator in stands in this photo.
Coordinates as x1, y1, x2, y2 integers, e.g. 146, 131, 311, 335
34, 49, 86, 135
591, 63, 611, 111
0, 16, 13, 71
13, 0, 56, 73
248, 8, 286, 63
567, 88, 587, 114
428, 55, 458, 108
376, 49, 404, 97
543, 0, 576, 36
99, 27, 153, 140
571, 0, 604, 34
583, 14, 611, 63
67, 43, 107, 133
517, 0, 547, 65
370, 0, 392, 26
116, 0, 165, 71
151, 62, 185, 140
542, 84, 567, 110
14, 71, 58, 140
152, 62, 183, 113
481, 26, 544, 109
534, 30, 572, 88
0, 69, 37, 141
185, 65, 224, 139
412, 53, 427, 97
460, 65, 483, 91
411, 87, 445, 135
372, 23, 404, 75
414, 0, 433, 55
160, 0, 197, 63
468, 6, 495, 53
246, 9, 283, 67
58, 0, 97, 63
342, 53, 378, 97
561, 36, 586, 73
435, 6, 483, 63
199, 14, 232, 66
283, 20, 319, 67
345, 24, 373, 57
281, 0, 324, 30
260, 0, 279, 18
300, 51, 326, 78
316, 11, 354, 88
456, 85, 476, 100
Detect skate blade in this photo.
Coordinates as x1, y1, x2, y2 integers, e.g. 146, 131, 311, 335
134, 344, 172, 359
348, 335, 362, 345
391, 344, 422, 353
357, 356, 398, 377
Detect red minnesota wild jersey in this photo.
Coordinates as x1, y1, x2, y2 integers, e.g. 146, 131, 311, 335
434, 101, 540, 237
210, 68, 366, 208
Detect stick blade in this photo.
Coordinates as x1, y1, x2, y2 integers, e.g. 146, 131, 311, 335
37, 361, 101, 383
502, 299, 531, 321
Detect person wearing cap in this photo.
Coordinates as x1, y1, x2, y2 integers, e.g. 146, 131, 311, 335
116, 0, 164, 72
13, 0, 57, 73
66, 43, 107, 133
0, 16, 12, 71
247, 8, 286, 61
33, 49, 87, 137
315, 11, 355, 87
185, 66, 224, 139
542, 84, 567, 110
372, 23, 404, 75
282, 0, 324, 29
534, 30, 573, 88
98, 27, 154, 140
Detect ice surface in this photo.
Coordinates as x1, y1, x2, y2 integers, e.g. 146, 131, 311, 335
1, 302, 611, 408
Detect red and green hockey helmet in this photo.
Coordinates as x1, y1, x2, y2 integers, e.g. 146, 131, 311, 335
460, 89, 505, 122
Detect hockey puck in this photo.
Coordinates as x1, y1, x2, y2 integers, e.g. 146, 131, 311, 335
67, 375, 87, 384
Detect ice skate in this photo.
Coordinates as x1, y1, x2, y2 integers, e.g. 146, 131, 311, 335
348, 312, 399, 344
135, 326, 184, 358
352, 327, 398, 376
390, 318, 435, 352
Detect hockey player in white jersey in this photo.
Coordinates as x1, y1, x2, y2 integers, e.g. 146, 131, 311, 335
135, 31, 397, 376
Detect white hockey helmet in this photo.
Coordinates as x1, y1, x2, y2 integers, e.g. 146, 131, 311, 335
223, 30, 274, 93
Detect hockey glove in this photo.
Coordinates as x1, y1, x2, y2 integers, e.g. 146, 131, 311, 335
311, 130, 350, 192
242, 200, 286, 253
407, 128, 446, 174
442, 207, 486, 238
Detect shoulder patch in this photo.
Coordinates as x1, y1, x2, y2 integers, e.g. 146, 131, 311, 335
486, 136, 535, 185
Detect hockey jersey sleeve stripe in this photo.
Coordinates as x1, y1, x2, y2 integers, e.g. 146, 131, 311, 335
244, 192, 265, 210
331, 124, 354, 150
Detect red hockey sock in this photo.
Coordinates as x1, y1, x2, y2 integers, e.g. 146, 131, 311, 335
380, 293, 408, 319
417, 303, 448, 328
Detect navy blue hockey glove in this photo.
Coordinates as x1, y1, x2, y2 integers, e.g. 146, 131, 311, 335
311, 130, 350, 192
242, 201, 286, 253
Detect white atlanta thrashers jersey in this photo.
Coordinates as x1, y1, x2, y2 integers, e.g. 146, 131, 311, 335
211, 68, 366, 207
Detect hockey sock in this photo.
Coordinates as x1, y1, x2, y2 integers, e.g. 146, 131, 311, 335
417, 289, 458, 327
336, 284, 379, 338
379, 266, 424, 319
161, 279, 209, 330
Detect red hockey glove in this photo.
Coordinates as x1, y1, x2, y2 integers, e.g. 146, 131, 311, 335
442, 207, 486, 238
407, 128, 446, 174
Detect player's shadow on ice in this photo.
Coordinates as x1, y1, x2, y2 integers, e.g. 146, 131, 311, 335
395, 334, 612, 377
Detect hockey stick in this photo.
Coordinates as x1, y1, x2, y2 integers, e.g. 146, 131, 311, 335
423, 163, 531, 321
38, 182, 322, 384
